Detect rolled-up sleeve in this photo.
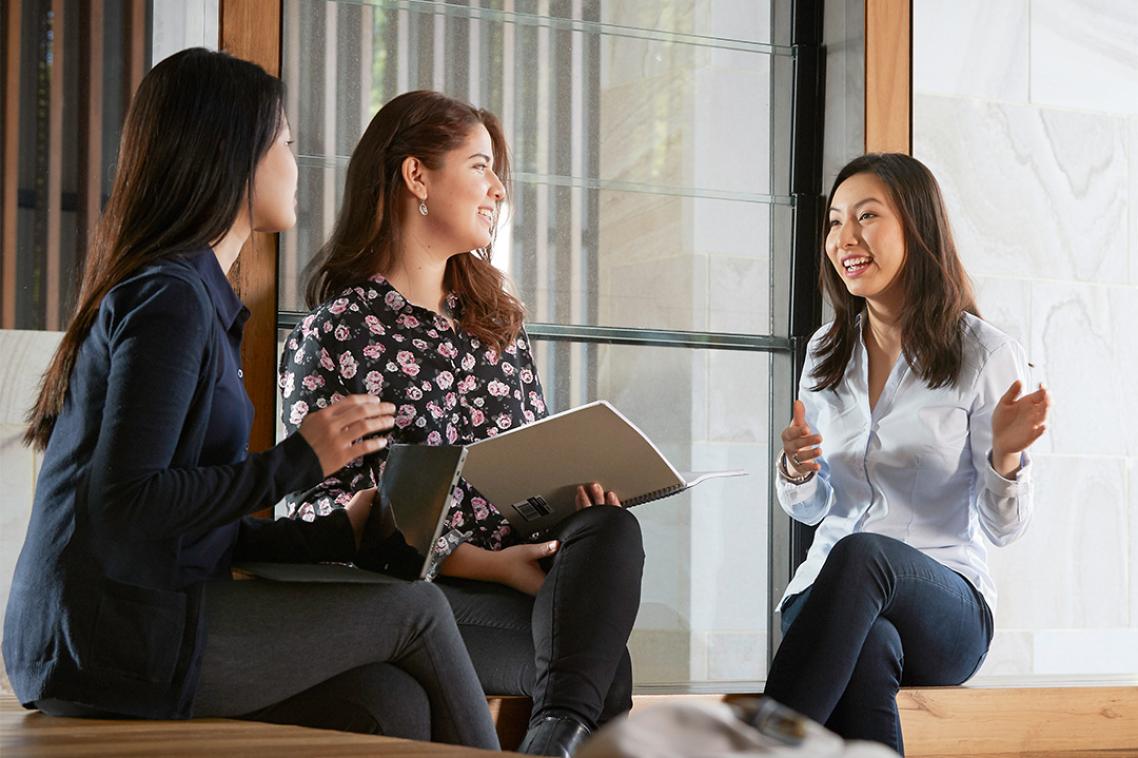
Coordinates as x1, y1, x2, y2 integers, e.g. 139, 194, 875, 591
774, 342, 836, 526
970, 341, 1034, 546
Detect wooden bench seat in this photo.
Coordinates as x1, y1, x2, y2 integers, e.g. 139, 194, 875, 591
5, 687, 1138, 756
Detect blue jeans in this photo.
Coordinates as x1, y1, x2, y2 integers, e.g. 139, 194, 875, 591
765, 533, 993, 755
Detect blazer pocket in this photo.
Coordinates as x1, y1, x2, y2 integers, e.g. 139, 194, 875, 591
90, 579, 187, 684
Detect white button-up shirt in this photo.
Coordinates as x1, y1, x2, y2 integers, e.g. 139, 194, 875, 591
777, 313, 1033, 613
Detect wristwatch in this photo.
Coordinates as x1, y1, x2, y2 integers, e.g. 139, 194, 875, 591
778, 452, 815, 485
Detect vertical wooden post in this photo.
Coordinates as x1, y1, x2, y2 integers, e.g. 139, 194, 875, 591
219, 0, 283, 455
2, 0, 22, 328
44, 0, 64, 330
78, 1, 104, 273
125, 0, 146, 97
865, 0, 911, 154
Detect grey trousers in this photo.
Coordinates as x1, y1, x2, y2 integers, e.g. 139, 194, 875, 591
192, 577, 499, 748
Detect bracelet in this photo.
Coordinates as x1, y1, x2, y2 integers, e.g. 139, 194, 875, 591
779, 452, 815, 485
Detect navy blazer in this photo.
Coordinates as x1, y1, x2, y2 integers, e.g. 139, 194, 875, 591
2, 252, 353, 718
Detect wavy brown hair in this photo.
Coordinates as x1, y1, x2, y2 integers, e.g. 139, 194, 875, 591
25, 49, 285, 449
810, 153, 979, 392
305, 90, 524, 352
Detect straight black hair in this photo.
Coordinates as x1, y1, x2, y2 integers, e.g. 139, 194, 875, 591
26, 48, 285, 449
811, 153, 979, 391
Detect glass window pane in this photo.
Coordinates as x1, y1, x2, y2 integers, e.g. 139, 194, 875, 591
279, 0, 789, 335
278, 0, 787, 692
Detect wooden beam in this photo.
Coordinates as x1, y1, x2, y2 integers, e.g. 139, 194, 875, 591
125, 0, 146, 98
44, 0, 64, 330
865, 0, 911, 154
899, 686, 1138, 756
77, 1, 104, 273
219, 0, 283, 457
2, 0, 21, 329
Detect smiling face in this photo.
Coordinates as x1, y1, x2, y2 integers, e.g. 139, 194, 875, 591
420, 123, 505, 256
825, 171, 907, 305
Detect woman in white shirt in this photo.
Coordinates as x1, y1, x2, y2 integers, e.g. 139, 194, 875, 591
762, 153, 1050, 754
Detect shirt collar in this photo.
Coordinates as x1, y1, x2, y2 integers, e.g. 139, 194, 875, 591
183, 248, 250, 330
367, 274, 462, 321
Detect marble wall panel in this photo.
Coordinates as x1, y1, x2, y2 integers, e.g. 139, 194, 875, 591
913, 0, 1029, 103
972, 629, 1034, 679
1030, 0, 1138, 116
970, 276, 1032, 348
1130, 117, 1138, 286
913, 95, 1128, 285
985, 455, 1128, 630
1033, 629, 1138, 675
1029, 282, 1137, 456
1130, 457, 1138, 628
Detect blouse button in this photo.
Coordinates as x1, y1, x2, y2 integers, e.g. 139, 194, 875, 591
238, 369, 244, 379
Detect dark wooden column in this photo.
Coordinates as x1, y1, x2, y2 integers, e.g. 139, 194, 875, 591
2, 0, 21, 328
219, 0, 284, 455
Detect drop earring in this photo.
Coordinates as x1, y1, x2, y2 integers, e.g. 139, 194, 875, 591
418, 199, 429, 216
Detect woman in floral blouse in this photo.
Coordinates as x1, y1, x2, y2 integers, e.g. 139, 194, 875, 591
280, 90, 644, 758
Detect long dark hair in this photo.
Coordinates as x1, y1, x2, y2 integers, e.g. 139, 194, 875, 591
811, 153, 979, 391
25, 48, 285, 449
305, 90, 524, 352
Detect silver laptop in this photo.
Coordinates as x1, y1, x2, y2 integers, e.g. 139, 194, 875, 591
372, 443, 467, 579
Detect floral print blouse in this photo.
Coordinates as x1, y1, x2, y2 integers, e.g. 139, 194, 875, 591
279, 274, 548, 561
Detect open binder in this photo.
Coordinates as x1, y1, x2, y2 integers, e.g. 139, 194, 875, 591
461, 401, 746, 539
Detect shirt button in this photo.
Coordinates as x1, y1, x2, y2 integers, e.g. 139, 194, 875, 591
238, 369, 244, 379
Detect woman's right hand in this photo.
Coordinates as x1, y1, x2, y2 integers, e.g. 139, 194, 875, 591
298, 395, 397, 477
491, 541, 560, 596
781, 399, 823, 476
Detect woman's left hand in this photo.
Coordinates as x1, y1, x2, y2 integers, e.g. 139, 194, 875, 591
991, 380, 1051, 477
575, 481, 621, 509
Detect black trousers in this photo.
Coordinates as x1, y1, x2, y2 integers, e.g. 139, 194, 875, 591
38, 578, 500, 747
764, 533, 993, 755
438, 504, 645, 731
194, 578, 499, 747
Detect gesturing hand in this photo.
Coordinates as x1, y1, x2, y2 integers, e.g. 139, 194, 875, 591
298, 395, 397, 477
575, 482, 621, 510
781, 399, 823, 476
493, 541, 560, 595
991, 380, 1051, 476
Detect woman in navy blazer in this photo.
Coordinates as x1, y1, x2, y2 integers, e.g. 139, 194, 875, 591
2, 48, 497, 747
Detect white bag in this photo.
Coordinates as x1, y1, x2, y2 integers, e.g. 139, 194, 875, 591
577, 698, 899, 758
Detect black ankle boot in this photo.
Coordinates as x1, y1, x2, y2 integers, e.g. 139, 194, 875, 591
517, 714, 592, 757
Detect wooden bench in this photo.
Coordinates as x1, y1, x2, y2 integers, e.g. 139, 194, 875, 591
6, 687, 1138, 756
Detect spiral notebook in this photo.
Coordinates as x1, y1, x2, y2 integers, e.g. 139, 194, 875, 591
461, 401, 746, 540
